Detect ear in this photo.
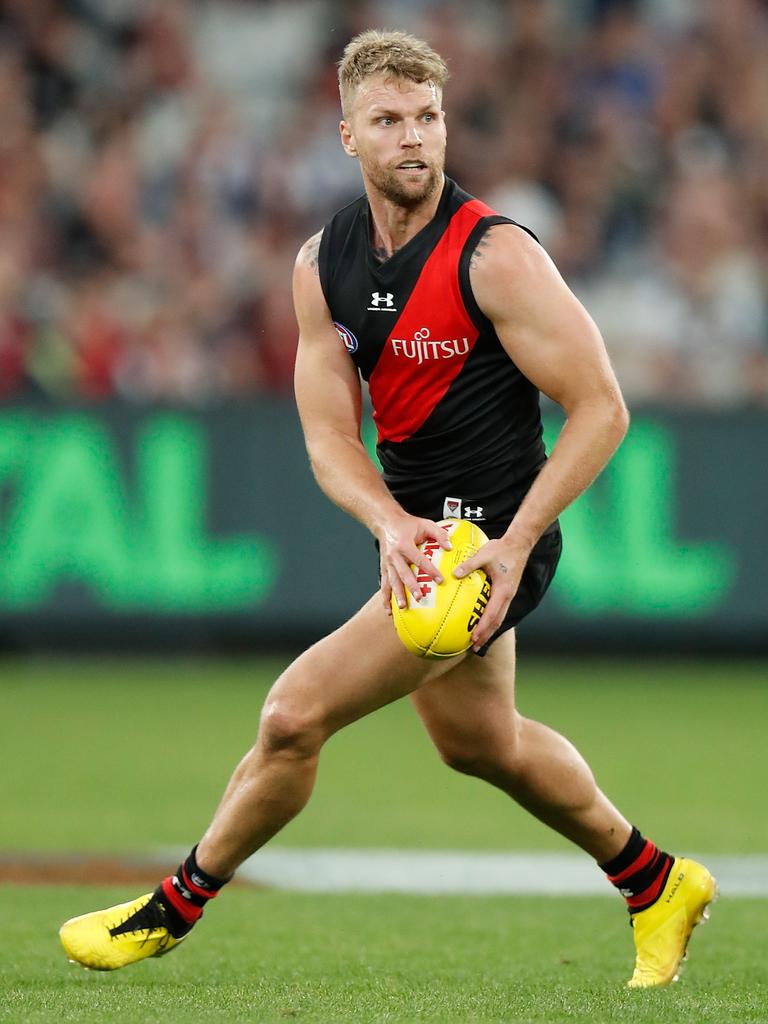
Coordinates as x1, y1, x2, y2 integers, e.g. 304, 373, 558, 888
339, 119, 358, 157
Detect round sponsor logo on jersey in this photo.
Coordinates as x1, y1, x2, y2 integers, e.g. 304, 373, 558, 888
333, 321, 358, 354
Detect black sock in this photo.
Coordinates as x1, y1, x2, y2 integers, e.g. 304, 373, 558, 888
600, 826, 674, 913
158, 845, 231, 934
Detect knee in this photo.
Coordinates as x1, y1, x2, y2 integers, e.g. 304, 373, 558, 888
258, 699, 325, 758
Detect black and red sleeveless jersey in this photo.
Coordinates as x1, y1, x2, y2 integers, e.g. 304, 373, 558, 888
317, 176, 548, 533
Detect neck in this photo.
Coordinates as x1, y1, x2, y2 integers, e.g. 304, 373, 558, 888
366, 174, 445, 258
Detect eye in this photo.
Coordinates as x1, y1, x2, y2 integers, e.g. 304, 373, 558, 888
422, 113, 435, 123
378, 116, 394, 126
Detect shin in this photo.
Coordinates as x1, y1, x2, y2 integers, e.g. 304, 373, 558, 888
195, 696, 327, 878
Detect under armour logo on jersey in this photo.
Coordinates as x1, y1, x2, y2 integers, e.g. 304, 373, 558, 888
367, 291, 397, 312
464, 506, 485, 521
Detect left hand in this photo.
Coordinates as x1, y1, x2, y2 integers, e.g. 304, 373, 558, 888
453, 537, 533, 650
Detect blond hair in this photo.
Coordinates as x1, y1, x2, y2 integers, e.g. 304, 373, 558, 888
338, 29, 449, 117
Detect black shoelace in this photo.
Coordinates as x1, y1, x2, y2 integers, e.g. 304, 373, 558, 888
109, 884, 195, 940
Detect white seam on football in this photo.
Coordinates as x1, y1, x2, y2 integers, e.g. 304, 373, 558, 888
393, 607, 429, 656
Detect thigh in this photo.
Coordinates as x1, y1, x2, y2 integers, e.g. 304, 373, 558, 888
410, 629, 518, 753
265, 594, 466, 737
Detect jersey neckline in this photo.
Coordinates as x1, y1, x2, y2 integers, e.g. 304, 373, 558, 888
363, 176, 457, 281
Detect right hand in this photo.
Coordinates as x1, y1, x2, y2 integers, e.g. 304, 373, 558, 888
377, 514, 453, 615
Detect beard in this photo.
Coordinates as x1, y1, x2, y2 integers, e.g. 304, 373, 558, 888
363, 158, 444, 211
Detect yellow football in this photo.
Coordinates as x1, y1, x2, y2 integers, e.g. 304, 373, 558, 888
391, 518, 491, 659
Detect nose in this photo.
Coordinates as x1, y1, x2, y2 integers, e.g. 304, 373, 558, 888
401, 122, 423, 147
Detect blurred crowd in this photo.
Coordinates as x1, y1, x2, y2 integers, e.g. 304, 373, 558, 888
1, 0, 767, 406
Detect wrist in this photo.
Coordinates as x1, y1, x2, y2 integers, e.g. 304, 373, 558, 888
369, 503, 408, 540
501, 520, 539, 554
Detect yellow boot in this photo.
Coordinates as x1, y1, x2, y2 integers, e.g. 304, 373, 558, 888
60, 890, 188, 971
627, 857, 717, 988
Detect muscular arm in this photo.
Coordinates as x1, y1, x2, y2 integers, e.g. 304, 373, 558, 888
293, 233, 397, 533
458, 224, 629, 645
293, 233, 449, 610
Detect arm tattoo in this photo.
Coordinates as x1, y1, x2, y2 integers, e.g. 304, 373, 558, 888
498, 562, 509, 574
303, 233, 322, 273
469, 232, 492, 270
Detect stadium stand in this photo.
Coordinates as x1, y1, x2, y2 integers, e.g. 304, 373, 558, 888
0, 0, 766, 404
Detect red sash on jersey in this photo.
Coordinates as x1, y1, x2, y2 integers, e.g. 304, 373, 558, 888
369, 198, 494, 444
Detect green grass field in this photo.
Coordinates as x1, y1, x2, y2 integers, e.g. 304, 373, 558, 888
1, 656, 767, 1023
1, 888, 765, 1023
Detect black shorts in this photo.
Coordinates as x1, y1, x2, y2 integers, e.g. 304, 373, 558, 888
474, 522, 562, 656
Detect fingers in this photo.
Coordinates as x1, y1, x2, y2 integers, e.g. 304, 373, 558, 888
386, 554, 426, 609
453, 554, 479, 579
381, 516, 453, 614
453, 536, 496, 580
394, 552, 427, 605
470, 587, 508, 650
380, 568, 393, 616
448, 539, 516, 649
421, 522, 453, 551
387, 562, 408, 610
413, 549, 444, 585
453, 544, 491, 579
385, 548, 442, 610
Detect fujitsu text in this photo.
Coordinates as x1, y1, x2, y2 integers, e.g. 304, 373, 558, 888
391, 337, 470, 365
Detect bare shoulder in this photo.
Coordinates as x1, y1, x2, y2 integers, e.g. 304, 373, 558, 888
465, 223, 619, 410
295, 229, 324, 274
469, 223, 567, 322
293, 229, 332, 331
469, 222, 547, 275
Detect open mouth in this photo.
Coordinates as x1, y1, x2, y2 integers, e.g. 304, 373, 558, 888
397, 161, 428, 172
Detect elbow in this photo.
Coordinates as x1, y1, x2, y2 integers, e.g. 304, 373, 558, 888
306, 440, 332, 486
610, 392, 630, 445
305, 429, 359, 484
567, 389, 629, 442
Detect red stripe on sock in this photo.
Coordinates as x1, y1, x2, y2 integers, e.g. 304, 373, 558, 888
161, 877, 203, 925
181, 865, 216, 900
608, 840, 657, 885
625, 863, 669, 910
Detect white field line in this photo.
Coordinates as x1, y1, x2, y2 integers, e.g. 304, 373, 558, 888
165, 848, 768, 897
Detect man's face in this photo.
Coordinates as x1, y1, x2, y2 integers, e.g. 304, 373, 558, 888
340, 74, 447, 210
